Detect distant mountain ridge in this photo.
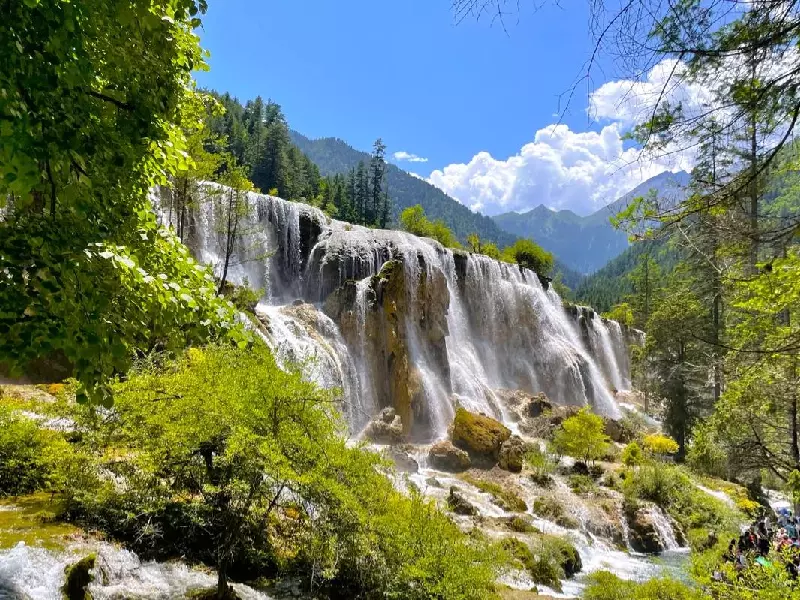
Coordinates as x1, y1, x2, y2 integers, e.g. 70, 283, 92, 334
492, 171, 691, 274
289, 131, 586, 288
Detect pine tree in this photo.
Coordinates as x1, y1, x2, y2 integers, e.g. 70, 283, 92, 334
370, 139, 387, 227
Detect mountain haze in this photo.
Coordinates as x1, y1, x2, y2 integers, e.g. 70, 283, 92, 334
492, 171, 691, 273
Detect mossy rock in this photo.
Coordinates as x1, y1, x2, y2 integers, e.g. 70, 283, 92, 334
451, 408, 510, 459
462, 474, 527, 512
532, 498, 579, 530
62, 553, 96, 600
185, 586, 242, 600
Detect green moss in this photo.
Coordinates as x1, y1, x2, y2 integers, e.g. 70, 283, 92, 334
532, 497, 579, 529
62, 553, 96, 600
568, 474, 597, 496
461, 475, 527, 512
500, 535, 577, 593
451, 407, 511, 457
508, 516, 539, 533
0, 493, 80, 550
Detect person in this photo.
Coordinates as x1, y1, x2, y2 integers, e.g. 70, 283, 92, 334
759, 532, 771, 556
724, 538, 737, 562
788, 555, 800, 580
735, 548, 748, 571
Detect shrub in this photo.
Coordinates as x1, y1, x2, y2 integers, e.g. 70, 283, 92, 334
568, 474, 597, 496
400, 205, 461, 249
0, 407, 71, 496
64, 344, 507, 598
462, 474, 527, 512
643, 433, 680, 458
603, 303, 634, 327
508, 516, 538, 533
622, 441, 644, 467
582, 571, 701, 600
551, 408, 610, 464
500, 239, 554, 276
532, 497, 579, 529
500, 535, 581, 593
686, 424, 727, 478
525, 445, 556, 487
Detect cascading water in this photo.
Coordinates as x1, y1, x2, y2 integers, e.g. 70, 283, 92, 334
159, 185, 632, 439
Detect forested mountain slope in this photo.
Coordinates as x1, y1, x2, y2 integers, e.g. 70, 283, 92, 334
290, 131, 584, 288
492, 171, 690, 274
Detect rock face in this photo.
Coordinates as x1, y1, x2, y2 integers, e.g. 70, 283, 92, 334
604, 417, 629, 443
498, 435, 526, 473
325, 258, 450, 439
388, 446, 419, 473
363, 407, 404, 444
627, 508, 665, 554
428, 440, 471, 472
447, 486, 478, 516
451, 408, 511, 460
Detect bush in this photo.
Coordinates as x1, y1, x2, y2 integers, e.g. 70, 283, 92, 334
568, 474, 597, 496
500, 535, 581, 593
582, 571, 701, 600
551, 408, 610, 464
643, 433, 680, 458
64, 344, 507, 598
532, 497, 579, 529
0, 407, 71, 496
462, 474, 527, 512
603, 303, 634, 327
400, 205, 461, 249
525, 445, 556, 487
500, 239, 554, 276
686, 424, 727, 478
622, 441, 644, 466
622, 463, 741, 539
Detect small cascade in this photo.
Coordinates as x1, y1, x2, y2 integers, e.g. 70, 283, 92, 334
0, 542, 273, 600
157, 186, 633, 438
647, 506, 682, 551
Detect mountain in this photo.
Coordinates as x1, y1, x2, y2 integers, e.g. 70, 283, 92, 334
492, 171, 691, 274
289, 131, 585, 289
573, 239, 679, 313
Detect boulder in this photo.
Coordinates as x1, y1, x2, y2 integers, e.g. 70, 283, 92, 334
627, 508, 665, 554
547, 405, 581, 427
493, 389, 553, 419
498, 435, 526, 473
428, 440, 471, 472
451, 408, 511, 460
604, 417, 628, 443
363, 407, 404, 444
447, 486, 478, 516
388, 447, 419, 473
62, 553, 96, 600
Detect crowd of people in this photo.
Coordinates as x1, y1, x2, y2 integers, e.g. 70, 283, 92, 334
721, 508, 800, 578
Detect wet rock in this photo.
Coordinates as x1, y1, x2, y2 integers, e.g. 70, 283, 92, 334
547, 405, 581, 427
425, 476, 442, 488
428, 440, 471, 472
627, 508, 665, 554
388, 446, 419, 473
604, 417, 628, 443
498, 435, 526, 473
451, 407, 511, 460
447, 486, 478, 516
363, 407, 404, 444
62, 553, 96, 600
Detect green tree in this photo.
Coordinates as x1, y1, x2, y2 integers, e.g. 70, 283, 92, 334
0, 0, 244, 402
501, 239, 554, 276
551, 408, 610, 464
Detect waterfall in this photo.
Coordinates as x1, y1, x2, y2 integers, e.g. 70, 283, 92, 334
160, 186, 632, 438
647, 506, 682, 551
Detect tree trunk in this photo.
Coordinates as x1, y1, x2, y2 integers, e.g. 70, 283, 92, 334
217, 558, 228, 599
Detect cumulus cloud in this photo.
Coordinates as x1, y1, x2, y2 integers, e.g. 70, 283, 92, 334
393, 151, 429, 163
428, 59, 702, 216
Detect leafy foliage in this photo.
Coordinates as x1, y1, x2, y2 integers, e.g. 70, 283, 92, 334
0, 0, 244, 400
501, 238, 554, 277
643, 434, 680, 458
400, 205, 462, 248
551, 408, 610, 464
0, 406, 70, 496
64, 344, 507, 597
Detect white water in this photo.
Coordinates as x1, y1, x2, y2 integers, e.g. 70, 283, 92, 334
0, 541, 273, 600
158, 186, 632, 439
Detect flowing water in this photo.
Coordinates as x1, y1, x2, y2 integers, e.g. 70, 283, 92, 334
0, 541, 273, 600
157, 186, 631, 438
0, 188, 676, 598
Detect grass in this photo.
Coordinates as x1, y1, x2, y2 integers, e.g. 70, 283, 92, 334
461, 474, 528, 512
0, 493, 80, 550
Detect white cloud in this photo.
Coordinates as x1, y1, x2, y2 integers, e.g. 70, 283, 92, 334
393, 151, 429, 163
428, 59, 703, 216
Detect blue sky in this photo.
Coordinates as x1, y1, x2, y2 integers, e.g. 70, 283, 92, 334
196, 1, 691, 216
